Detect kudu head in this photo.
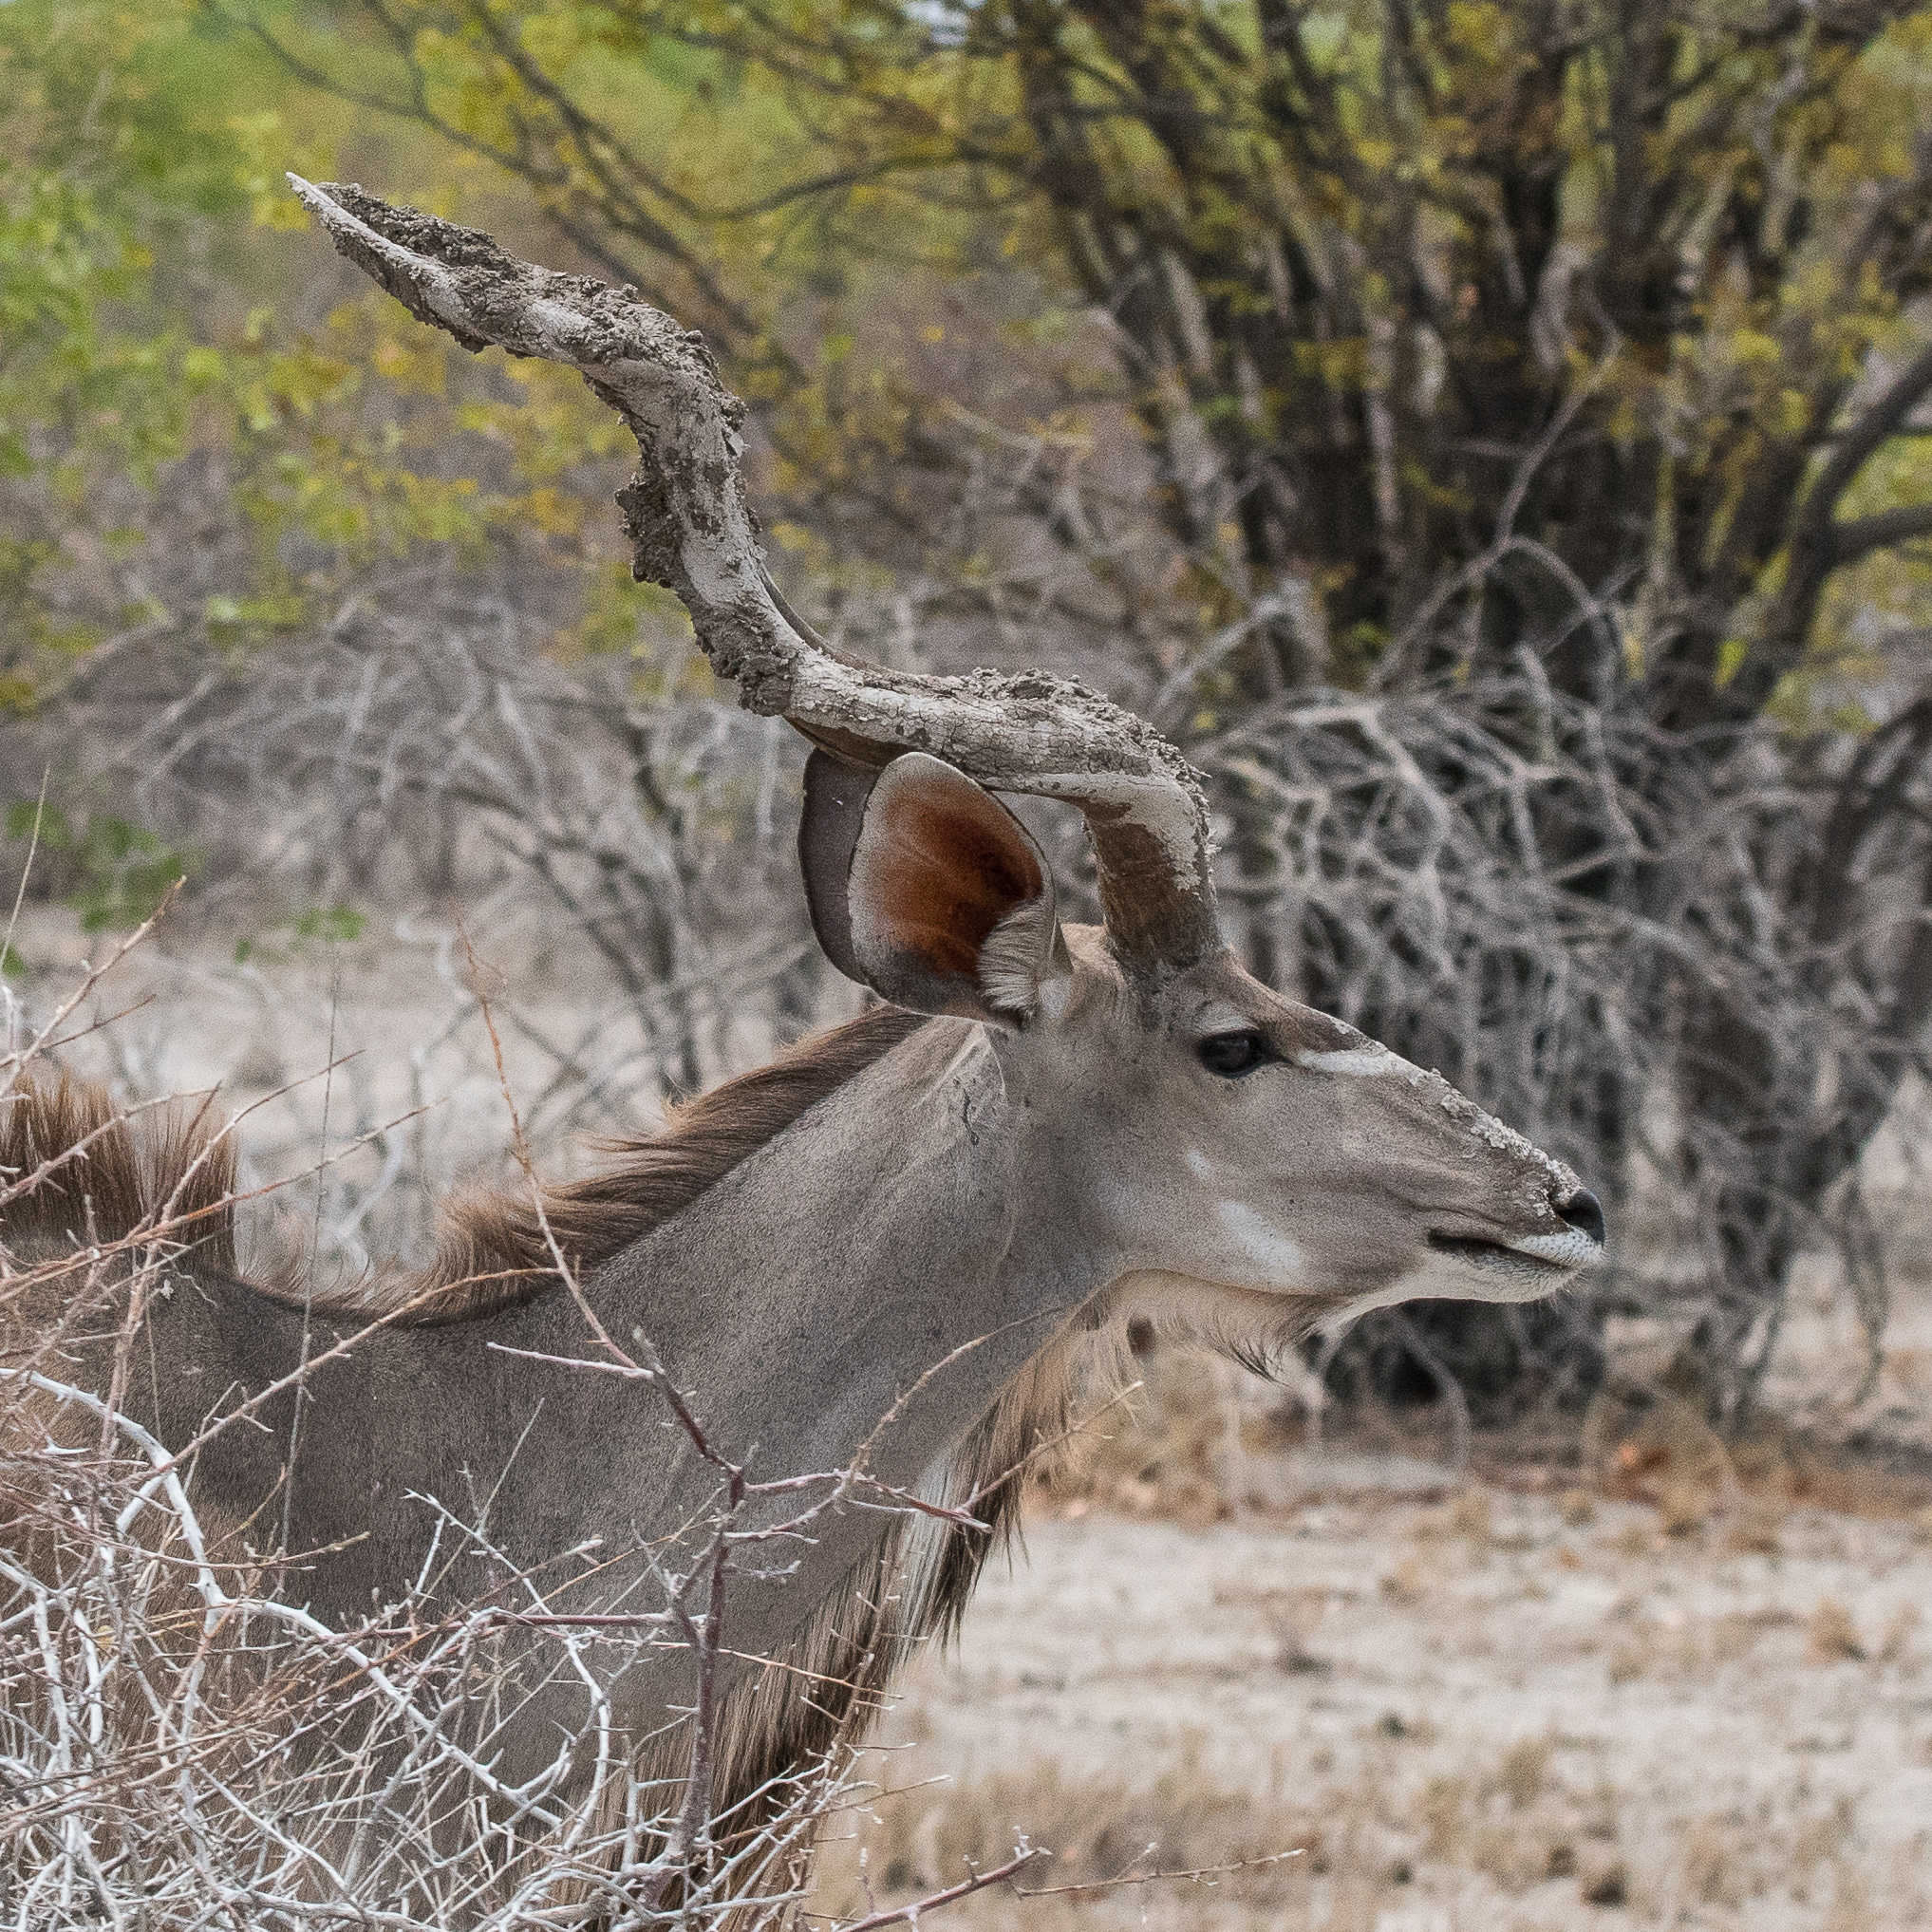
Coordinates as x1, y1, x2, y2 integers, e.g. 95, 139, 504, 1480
292, 178, 1605, 1346
797, 745, 1602, 1347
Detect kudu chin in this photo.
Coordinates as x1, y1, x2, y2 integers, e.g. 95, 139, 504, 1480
1, 184, 1604, 1895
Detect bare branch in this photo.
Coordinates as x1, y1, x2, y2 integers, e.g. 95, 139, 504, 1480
1828, 499, 1932, 565
831, 1846, 1048, 1929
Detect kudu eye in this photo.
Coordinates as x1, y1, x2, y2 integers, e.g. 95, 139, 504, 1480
1197, 1031, 1271, 1079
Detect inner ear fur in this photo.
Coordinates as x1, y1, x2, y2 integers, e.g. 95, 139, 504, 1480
801, 749, 1063, 1022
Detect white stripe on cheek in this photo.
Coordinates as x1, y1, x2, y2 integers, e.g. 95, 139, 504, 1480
1186, 1148, 1211, 1179
1215, 1201, 1305, 1286
1295, 1046, 1402, 1078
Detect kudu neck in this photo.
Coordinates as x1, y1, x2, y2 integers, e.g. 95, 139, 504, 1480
591, 1015, 1108, 1495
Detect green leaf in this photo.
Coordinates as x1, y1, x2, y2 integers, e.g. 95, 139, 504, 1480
291, 904, 366, 945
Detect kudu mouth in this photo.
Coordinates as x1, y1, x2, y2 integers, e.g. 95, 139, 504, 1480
1427, 1185, 1607, 1281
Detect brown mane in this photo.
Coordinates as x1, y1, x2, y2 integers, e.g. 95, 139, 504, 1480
0, 1077, 238, 1274
0, 1009, 924, 1325
316, 1004, 929, 1323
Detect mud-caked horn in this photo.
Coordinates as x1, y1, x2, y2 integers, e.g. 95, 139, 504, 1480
290, 177, 1220, 980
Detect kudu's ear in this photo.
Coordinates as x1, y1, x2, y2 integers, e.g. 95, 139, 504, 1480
800, 749, 1066, 1023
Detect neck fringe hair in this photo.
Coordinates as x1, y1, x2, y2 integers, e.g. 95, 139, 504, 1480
0, 1077, 238, 1276
634, 1276, 1351, 1860
610, 1328, 1110, 1870
308, 1004, 930, 1324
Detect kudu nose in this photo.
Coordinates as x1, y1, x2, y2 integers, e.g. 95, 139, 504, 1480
1555, 1187, 1605, 1248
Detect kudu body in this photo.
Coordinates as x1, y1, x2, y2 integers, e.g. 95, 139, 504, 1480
3, 186, 1605, 1848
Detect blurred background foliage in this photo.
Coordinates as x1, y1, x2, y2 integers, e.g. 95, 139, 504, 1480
1, 0, 655, 693
9, 0, 1932, 1427
15, 0, 1932, 706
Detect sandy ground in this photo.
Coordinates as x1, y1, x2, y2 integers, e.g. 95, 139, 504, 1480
819, 1475, 1932, 1931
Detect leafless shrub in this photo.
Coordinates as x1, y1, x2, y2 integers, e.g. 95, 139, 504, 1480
1185, 627, 1932, 1423
23, 564, 831, 1101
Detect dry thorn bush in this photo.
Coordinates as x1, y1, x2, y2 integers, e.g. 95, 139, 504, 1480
2, 1234, 891, 1926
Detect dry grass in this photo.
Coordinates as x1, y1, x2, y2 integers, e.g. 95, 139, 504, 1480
816, 1314, 1932, 1932
829, 1754, 1302, 1907
813, 1482, 1932, 1931
1807, 1599, 1866, 1662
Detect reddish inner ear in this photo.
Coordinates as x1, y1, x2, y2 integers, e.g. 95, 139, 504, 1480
849, 760, 1045, 999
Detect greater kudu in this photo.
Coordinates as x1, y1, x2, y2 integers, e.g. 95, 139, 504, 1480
3, 181, 1604, 1882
